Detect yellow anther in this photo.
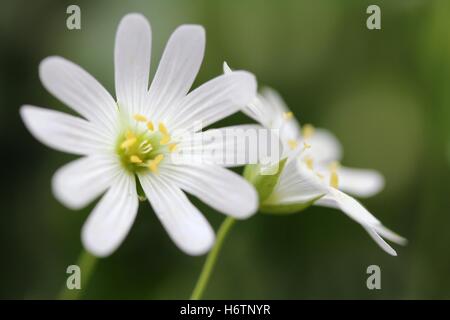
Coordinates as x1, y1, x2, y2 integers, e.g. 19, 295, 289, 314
302, 124, 315, 139
121, 137, 137, 149
168, 143, 177, 152
329, 161, 340, 188
303, 142, 311, 149
287, 139, 298, 150
148, 161, 158, 173
147, 121, 154, 131
158, 122, 169, 136
160, 134, 171, 145
330, 171, 339, 188
305, 156, 314, 170
148, 154, 164, 173
133, 114, 148, 122
154, 154, 164, 164
283, 112, 294, 120
130, 155, 142, 164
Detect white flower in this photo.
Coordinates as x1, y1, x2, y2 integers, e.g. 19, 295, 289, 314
20, 14, 259, 257
225, 63, 406, 255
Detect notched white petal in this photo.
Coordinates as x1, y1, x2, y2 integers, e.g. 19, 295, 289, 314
324, 188, 405, 255
52, 155, 121, 210
82, 173, 138, 257
148, 24, 205, 121
138, 174, 215, 256
20, 105, 111, 155
39, 56, 117, 135
115, 13, 152, 116
364, 226, 397, 256
163, 164, 258, 219
169, 71, 257, 131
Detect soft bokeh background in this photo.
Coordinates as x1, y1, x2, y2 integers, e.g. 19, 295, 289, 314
1, 0, 449, 299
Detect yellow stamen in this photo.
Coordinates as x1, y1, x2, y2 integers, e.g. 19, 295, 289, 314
148, 154, 164, 173
126, 130, 135, 139
303, 142, 311, 149
148, 161, 158, 173
133, 114, 148, 122
330, 172, 339, 188
283, 111, 294, 120
121, 137, 137, 149
154, 154, 164, 164
305, 156, 314, 170
329, 161, 340, 188
168, 143, 177, 152
130, 155, 142, 164
158, 122, 169, 136
302, 124, 315, 139
147, 121, 154, 131
287, 139, 298, 150
160, 134, 171, 145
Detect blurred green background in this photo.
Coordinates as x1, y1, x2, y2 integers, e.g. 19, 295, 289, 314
1, 0, 449, 299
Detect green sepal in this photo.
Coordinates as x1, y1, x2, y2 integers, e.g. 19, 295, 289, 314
243, 158, 288, 203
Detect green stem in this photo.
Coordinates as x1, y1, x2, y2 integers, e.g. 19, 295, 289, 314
190, 216, 236, 300
58, 249, 98, 300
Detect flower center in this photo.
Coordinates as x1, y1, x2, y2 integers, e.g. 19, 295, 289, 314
291, 122, 340, 189
116, 114, 177, 174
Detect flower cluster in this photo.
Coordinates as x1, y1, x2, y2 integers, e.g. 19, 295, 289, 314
21, 13, 405, 258
226, 61, 406, 255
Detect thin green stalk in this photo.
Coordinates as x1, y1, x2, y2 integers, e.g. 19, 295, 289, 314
190, 216, 236, 300
58, 249, 98, 300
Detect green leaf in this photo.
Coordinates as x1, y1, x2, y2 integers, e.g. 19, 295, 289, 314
243, 158, 288, 203
260, 195, 323, 215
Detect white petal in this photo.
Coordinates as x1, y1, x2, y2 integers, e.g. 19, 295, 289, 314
82, 172, 138, 257
317, 192, 406, 246
39, 56, 117, 135
244, 88, 301, 145
222, 63, 271, 126
175, 124, 282, 167
324, 188, 380, 226
313, 194, 339, 209
223, 61, 232, 74
318, 188, 404, 255
168, 71, 257, 131
138, 173, 214, 256
260, 87, 291, 114
148, 25, 205, 121
52, 155, 121, 209
163, 164, 258, 219
304, 128, 342, 163
337, 166, 385, 198
363, 226, 397, 256
240, 96, 269, 125
372, 224, 407, 245
265, 160, 327, 205
115, 13, 152, 116
20, 105, 112, 155
222, 64, 283, 134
